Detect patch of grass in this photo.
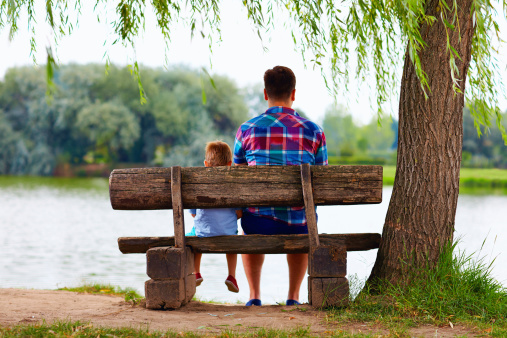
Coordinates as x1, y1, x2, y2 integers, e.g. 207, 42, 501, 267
328, 240, 507, 335
191, 295, 244, 305
57, 283, 143, 303
382, 165, 397, 185
382, 166, 507, 194
0, 175, 108, 192
329, 332, 386, 337
0, 321, 321, 337
0, 320, 173, 337
241, 327, 312, 337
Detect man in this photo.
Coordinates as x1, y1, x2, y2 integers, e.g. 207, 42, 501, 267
233, 66, 328, 306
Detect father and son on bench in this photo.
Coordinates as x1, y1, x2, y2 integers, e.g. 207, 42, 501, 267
110, 66, 382, 309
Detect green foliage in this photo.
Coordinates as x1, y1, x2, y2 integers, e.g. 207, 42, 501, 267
328, 156, 387, 166
462, 107, 507, 168
323, 104, 506, 170
0, 64, 249, 175
75, 100, 140, 162
322, 105, 397, 164
2, 0, 505, 140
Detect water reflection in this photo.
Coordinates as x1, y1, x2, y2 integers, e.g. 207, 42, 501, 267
0, 178, 505, 304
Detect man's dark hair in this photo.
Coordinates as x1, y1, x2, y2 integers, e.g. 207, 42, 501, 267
264, 66, 296, 101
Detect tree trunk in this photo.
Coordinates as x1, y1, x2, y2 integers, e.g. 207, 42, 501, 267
368, 0, 475, 284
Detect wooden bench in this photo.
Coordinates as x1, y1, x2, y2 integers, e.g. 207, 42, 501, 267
109, 164, 383, 309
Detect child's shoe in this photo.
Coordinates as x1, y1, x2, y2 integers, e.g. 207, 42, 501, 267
225, 275, 239, 293
195, 273, 203, 286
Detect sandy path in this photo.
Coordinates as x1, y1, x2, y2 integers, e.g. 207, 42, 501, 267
0, 289, 334, 334
0, 289, 477, 336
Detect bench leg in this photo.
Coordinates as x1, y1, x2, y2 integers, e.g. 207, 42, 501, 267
308, 277, 349, 307
308, 244, 349, 307
144, 246, 196, 310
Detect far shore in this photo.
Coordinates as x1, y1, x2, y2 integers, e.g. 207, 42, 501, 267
2, 165, 507, 194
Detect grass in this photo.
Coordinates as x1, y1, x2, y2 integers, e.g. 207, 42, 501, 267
382, 165, 507, 193
191, 295, 245, 305
0, 321, 332, 337
327, 240, 507, 336
57, 283, 143, 303
0, 175, 108, 192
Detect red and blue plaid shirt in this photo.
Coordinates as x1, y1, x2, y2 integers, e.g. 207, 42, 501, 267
233, 106, 328, 226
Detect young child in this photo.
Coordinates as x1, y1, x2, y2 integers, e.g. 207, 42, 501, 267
187, 141, 242, 293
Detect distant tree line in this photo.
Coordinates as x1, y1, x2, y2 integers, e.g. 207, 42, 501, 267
462, 107, 507, 168
321, 105, 507, 168
321, 106, 398, 165
0, 65, 505, 176
0, 64, 250, 175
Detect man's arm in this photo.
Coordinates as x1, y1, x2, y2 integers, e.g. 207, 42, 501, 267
314, 131, 328, 166
233, 126, 248, 165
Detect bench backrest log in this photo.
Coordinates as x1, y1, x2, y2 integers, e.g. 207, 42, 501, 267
109, 165, 383, 210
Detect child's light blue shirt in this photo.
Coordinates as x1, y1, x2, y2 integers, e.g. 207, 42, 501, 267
188, 208, 238, 237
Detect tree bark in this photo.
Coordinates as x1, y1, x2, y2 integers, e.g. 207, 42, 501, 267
368, 0, 475, 284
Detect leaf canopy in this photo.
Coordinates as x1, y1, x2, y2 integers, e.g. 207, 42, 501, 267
1, 0, 506, 140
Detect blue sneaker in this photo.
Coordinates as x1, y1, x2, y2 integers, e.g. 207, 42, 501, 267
246, 299, 262, 306
286, 299, 300, 306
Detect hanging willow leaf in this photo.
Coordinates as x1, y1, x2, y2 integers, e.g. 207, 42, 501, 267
0, 0, 505, 139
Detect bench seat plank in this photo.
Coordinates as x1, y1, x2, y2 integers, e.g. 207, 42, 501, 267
109, 165, 382, 210
118, 233, 381, 254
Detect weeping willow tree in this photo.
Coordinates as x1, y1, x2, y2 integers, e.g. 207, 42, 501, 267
2, 0, 506, 285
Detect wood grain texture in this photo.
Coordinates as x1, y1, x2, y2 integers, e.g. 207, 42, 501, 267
309, 245, 347, 277
118, 233, 381, 254
171, 166, 185, 248
109, 165, 382, 210
301, 164, 320, 249
146, 247, 193, 280
308, 277, 349, 308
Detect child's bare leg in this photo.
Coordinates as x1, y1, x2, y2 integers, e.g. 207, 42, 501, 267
194, 252, 202, 274
226, 253, 237, 277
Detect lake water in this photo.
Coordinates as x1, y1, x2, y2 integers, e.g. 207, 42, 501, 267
1, 177, 506, 304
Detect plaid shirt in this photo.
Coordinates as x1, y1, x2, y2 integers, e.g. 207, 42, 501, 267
233, 106, 328, 226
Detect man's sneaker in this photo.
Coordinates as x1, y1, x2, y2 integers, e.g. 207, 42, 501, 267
195, 273, 203, 286
246, 299, 262, 306
286, 299, 301, 306
225, 275, 239, 293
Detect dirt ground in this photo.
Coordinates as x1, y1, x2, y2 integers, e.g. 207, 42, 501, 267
0, 289, 476, 336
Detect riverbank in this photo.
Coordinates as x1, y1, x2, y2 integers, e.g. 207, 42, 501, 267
0, 288, 478, 337
2, 240, 506, 337
382, 166, 507, 192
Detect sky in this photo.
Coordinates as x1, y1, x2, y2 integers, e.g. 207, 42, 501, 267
1, 1, 506, 126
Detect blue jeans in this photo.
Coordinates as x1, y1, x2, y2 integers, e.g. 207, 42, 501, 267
241, 212, 308, 235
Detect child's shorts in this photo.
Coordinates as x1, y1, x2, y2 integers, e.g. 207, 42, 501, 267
241, 212, 308, 235
185, 227, 197, 236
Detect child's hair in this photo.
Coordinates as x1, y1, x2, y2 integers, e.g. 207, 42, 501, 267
205, 141, 232, 166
